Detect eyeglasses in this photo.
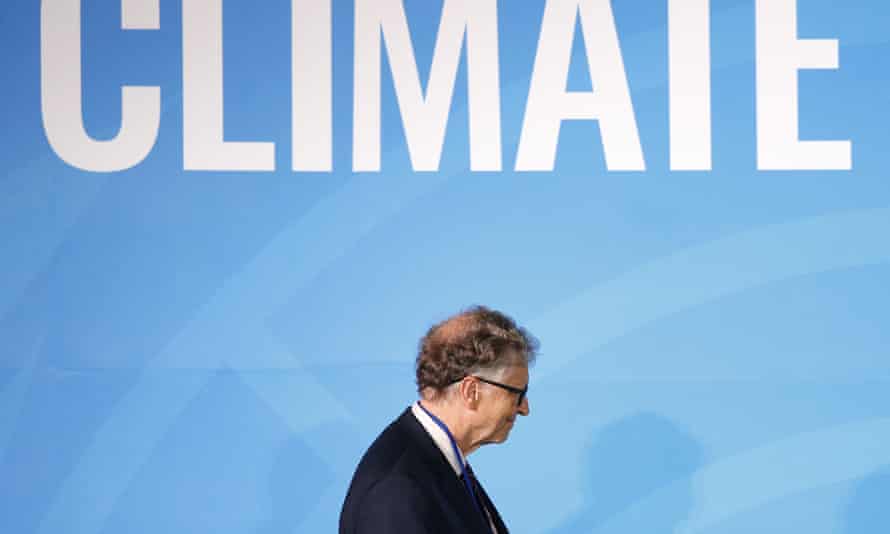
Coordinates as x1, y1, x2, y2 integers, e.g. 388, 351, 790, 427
452, 375, 528, 406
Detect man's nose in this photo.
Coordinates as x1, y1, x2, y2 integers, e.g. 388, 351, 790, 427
517, 396, 530, 416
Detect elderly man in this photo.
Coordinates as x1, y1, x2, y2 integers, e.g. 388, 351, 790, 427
339, 306, 538, 534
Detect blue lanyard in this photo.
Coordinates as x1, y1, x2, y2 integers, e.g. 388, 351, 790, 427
416, 401, 486, 520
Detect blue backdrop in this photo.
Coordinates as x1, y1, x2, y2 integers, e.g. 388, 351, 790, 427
3, 0, 890, 533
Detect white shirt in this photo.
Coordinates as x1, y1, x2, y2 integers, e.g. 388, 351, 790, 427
410, 401, 498, 533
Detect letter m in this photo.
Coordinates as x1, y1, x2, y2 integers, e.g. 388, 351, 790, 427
353, 0, 501, 171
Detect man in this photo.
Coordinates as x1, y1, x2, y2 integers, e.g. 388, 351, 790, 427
339, 306, 538, 534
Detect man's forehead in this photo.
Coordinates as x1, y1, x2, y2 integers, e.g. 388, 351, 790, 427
502, 364, 529, 384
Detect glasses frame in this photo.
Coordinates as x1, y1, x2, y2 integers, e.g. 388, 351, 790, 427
452, 375, 528, 407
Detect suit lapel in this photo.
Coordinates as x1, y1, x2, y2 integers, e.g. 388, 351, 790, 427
473, 477, 509, 534
396, 409, 494, 534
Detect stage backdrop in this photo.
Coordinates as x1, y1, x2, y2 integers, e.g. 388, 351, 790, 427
3, 0, 890, 533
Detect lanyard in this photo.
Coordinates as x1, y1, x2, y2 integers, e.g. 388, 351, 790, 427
416, 401, 486, 520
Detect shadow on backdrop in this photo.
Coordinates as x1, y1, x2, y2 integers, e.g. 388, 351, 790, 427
549, 412, 703, 534
844, 468, 890, 534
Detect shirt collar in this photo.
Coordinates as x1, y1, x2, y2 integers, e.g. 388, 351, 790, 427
410, 401, 467, 476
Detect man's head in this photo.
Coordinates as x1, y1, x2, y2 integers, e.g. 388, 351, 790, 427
415, 306, 538, 449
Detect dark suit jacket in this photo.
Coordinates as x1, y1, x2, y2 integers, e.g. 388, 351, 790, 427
339, 407, 509, 534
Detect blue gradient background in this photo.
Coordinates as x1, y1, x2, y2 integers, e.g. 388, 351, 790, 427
2, 0, 890, 533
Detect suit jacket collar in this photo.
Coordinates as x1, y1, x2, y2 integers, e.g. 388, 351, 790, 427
410, 401, 467, 476
395, 407, 507, 534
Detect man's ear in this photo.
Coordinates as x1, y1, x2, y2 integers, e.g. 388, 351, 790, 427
461, 378, 479, 408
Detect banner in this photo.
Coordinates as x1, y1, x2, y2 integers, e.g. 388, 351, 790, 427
3, 1, 889, 533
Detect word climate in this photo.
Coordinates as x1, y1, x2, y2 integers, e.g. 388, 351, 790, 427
41, 0, 851, 172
